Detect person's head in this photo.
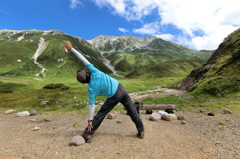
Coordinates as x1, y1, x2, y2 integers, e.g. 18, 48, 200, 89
76, 69, 90, 84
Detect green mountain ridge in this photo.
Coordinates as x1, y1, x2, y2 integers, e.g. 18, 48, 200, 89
0, 29, 212, 79
0, 30, 111, 78
89, 35, 212, 77
177, 28, 240, 95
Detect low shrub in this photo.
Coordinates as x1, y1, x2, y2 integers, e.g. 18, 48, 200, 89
43, 83, 70, 90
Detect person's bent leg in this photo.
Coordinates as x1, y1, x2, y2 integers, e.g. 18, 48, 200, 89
84, 97, 119, 135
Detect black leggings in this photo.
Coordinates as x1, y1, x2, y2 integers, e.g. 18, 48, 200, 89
84, 84, 144, 135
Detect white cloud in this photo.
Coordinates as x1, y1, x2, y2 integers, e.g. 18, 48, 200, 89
91, 0, 240, 50
156, 34, 175, 41
118, 28, 129, 33
70, 0, 81, 9
133, 22, 160, 35
92, 0, 126, 15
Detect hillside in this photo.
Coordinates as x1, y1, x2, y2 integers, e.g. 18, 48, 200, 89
89, 35, 212, 77
0, 30, 212, 79
177, 28, 240, 96
126, 59, 205, 78
0, 30, 111, 78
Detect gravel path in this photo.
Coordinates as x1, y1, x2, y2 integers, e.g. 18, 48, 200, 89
0, 109, 239, 159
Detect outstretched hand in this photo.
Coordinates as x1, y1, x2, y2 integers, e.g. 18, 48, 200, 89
63, 41, 72, 51
87, 121, 93, 131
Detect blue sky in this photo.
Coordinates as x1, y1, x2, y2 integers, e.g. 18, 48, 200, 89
0, 0, 239, 50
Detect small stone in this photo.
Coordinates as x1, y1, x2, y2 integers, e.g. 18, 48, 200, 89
29, 119, 36, 122
16, 111, 30, 117
222, 109, 232, 114
33, 126, 40, 131
199, 108, 205, 113
40, 100, 49, 106
181, 120, 186, 124
30, 109, 37, 116
177, 115, 186, 120
69, 136, 85, 146
149, 112, 161, 121
45, 118, 53, 122
107, 113, 117, 119
162, 114, 177, 121
207, 112, 215, 116
117, 120, 122, 124
4, 109, 16, 114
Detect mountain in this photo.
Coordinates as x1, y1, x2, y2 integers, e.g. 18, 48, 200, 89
176, 28, 240, 96
0, 29, 111, 78
0, 29, 212, 79
88, 35, 158, 53
88, 35, 212, 77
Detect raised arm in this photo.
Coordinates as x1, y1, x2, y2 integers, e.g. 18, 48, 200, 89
63, 41, 90, 66
64, 41, 94, 131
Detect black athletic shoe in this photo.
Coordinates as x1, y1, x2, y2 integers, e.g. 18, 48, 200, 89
137, 131, 144, 139
82, 132, 92, 143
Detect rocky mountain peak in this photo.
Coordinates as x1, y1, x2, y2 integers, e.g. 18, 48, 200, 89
88, 35, 159, 53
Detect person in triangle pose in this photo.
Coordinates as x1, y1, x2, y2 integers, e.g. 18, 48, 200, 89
63, 41, 144, 143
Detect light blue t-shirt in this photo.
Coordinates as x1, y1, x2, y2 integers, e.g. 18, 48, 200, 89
87, 64, 119, 105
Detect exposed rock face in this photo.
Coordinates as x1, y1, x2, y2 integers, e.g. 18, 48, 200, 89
177, 64, 212, 91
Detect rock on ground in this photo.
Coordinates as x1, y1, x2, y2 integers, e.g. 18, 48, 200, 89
16, 111, 30, 117
149, 112, 161, 121
69, 135, 85, 146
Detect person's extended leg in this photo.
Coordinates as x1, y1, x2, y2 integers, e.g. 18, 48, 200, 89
118, 84, 144, 137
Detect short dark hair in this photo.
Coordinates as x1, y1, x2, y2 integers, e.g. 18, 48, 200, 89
76, 69, 87, 83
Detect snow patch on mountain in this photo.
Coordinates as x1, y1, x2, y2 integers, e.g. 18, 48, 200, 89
102, 58, 124, 78
43, 30, 52, 35
17, 35, 24, 41
32, 38, 49, 77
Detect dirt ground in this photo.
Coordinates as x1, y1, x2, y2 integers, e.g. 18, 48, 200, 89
0, 88, 239, 159
0, 109, 239, 159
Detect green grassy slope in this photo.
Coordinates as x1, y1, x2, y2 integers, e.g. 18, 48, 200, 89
178, 28, 240, 96
0, 30, 111, 78
105, 49, 210, 76
126, 59, 205, 78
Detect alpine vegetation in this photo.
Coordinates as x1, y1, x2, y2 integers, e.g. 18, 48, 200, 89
177, 28, 240, 96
